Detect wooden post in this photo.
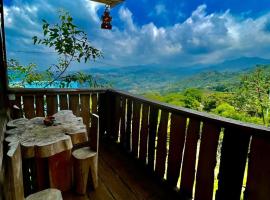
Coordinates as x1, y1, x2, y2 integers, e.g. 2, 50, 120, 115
3, 142, 24, 200
0, 0, 8, 112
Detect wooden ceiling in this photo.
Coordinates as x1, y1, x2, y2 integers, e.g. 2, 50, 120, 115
90, 0, 124, 8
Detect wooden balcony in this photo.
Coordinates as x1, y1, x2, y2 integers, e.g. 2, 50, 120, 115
1, 88, 270, 200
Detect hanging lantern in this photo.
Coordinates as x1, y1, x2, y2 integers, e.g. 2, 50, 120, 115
101, 6, 112, 30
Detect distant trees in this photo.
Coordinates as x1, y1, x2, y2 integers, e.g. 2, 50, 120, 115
144, 66, 270, 127
182, 88, 203, 110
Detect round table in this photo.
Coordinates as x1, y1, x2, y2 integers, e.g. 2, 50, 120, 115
5, 110, 88, 193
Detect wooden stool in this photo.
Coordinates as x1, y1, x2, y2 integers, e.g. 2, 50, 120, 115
72, 147, 98, 194
25, 188, 62, 200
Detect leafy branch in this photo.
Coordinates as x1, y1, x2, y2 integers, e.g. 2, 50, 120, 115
32, 10, 102, 88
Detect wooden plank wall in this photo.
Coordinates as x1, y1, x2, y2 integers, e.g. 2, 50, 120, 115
0, 113, 7, 199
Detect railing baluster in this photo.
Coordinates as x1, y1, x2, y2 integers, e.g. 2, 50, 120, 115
11, 95, 23, 119
35, 95, 44, 117
216, 127, 250, 200
125, 98, 132, 151
119, 97, 126, 145
167, 114, 187, 187
46, 95, 57, 116
139, 104, 149, 163
155, 110, 169, 179
194, 122, 221, 200
180, 118, 200, 198
23, 96, 35, 118
97, 93, 107, 137
59, 94, 68, 110
245, 136, 270, 200
90, 93, 98, 151
148, 106, 158, 171
69, 94, 80, 116
80, 94, 90, 131
131, 101, 141, 157
111, 95, 121, 141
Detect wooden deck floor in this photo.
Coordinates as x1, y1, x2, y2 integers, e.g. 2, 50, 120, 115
63, 141, 180, 200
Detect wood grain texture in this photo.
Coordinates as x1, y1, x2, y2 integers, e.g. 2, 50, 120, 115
97, 93, 107, 137
111, 95, 121, 141
72, 147, 98, 194
119, 97, 126, 145
80, 94, 90, 130
11, 95, 23, 119
46, 95, 57, 116
125, 99, 132, 151
245, 136, 270, 200
35, 157, 49, 191
69, 94, 80, 116
148, 106, 159, 171
91, 93, 98, 114
216, 127, 250, 200
139, 104, 149, 163
22, 157, 37, 196
3, 143, 25, 200
194, 122, 221, 200
23, 95, 35, 118
90, 94, 98, 151
48, 150, 72, 192
180, 118, 200, 198
35, 95, 45, 117
155, 110, 169, 179
131, 101, 141, 157
59, 94, 68, 110
167, 114, 187, 187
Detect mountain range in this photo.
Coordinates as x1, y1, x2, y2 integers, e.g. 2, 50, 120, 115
84, 57, 270, 93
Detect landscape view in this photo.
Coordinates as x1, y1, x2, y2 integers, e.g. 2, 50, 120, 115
4, 0, 270, 126
2, 1, 270, 200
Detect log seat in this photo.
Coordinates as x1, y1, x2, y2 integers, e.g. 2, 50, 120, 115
25, 188, 62, 200
72, 147, 98, 195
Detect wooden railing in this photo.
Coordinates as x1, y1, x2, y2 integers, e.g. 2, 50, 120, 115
7, 88, 270, 200
105, 89, 270, 200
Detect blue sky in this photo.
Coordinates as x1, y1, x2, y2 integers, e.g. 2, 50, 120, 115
3, 0, 270, 69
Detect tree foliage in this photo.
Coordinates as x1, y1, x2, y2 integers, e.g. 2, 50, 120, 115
32, 10, 102, 87
233, 67, 270, 125
8, 59, 51, 87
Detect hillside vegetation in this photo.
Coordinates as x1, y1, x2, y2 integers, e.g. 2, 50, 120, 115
143, 65, 270, 126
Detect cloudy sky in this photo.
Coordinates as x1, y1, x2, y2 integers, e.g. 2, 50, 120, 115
3, 0, 270, 70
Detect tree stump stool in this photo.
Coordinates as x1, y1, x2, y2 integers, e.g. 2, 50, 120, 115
25, 188, 62, 200
72, 147, 98, 194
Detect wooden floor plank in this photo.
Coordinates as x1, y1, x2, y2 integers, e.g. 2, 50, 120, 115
87, 180, 115, 200
98, 157, 138, 200
63, 141, 180, 200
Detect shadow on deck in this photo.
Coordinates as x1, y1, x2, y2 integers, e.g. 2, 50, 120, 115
63, 141, 179, 200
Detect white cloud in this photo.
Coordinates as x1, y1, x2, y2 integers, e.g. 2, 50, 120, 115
155, 4, 167, 16
4, 2, 270, 69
